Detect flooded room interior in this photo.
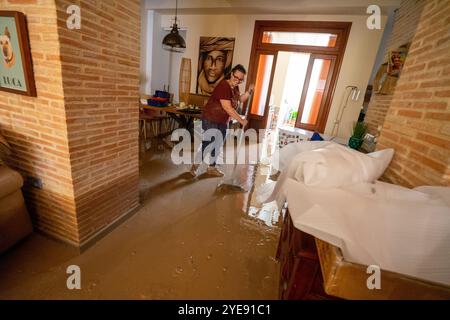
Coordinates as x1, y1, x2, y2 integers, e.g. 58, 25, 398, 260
0, 0, 449, 303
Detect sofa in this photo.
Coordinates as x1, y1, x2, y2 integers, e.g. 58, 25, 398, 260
0, 134, 33, 254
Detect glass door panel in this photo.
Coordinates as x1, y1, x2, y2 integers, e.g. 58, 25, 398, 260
295, 55, 335, 130
300, 58, 331, 125
262, 31, 337, 47
250, 53, 274, 117
270, 51, 310, 128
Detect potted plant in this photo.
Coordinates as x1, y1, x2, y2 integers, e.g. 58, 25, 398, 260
348, 121, 368, 150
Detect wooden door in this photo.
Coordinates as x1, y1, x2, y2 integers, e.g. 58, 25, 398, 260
247, 50, 277, 130
246, 21, 351, 133
294, 54, 336, 131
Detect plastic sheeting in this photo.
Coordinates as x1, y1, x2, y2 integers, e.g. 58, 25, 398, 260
263, 141, 394, 208
256, 141, 449, 286
286, 179, 450, 286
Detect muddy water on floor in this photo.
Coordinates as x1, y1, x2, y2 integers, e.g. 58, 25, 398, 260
0, 149, 280, 299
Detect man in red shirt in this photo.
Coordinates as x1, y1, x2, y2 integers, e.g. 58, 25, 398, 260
189, 64, 254, 177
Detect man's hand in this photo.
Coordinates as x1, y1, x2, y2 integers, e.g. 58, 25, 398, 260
240, 84, 256, 103
239, 118, 248, 128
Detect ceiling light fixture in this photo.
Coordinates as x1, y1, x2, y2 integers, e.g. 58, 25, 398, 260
162, 0, 186, 52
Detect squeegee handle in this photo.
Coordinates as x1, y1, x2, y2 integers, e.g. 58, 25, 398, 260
242, 89, 254, 119
235, 89, 253, 157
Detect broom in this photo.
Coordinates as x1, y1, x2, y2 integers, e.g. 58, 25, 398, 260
216, 89, 254, 193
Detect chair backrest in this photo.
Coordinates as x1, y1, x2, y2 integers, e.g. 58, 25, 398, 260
189, 93, 209, 107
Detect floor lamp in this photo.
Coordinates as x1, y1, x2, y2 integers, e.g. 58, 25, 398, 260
331, 86, 360, 137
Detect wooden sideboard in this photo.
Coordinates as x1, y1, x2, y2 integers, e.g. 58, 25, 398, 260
276, 209, 338, 300
276, 208, 450, 300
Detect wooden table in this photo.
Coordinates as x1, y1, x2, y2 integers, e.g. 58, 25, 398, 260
142, 105, 202, 130
141, 105, 202, 147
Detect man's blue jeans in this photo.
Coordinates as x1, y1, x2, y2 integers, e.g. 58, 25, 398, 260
194, 118, 227, 167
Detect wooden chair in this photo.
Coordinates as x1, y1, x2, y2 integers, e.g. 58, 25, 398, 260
188, 93, 209, 107
139, 96, 175, 149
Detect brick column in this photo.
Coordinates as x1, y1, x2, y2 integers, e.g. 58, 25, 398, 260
0, 0, 141, 246
377, 0, 450, 187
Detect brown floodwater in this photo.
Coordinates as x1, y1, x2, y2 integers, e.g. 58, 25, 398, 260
0, 146, 280, 299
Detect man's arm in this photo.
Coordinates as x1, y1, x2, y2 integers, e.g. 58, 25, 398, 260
220, 99, 248, 127
239, 84, 255, 103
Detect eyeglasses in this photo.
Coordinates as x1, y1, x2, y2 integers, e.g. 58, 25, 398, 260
232, 73, 245, 83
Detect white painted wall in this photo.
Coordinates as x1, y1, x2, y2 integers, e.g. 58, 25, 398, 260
141, 12, 190, 98
150, 11, 172, 95
142, 12, 386, 139
140, 9, 151, 94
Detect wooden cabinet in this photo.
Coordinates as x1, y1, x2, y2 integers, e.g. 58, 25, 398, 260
276, 209, 338, 300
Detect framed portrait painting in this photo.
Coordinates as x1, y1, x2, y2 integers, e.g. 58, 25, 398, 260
197, 37, 235, 96
387, 44, 409, 77
0, 11, 36, 96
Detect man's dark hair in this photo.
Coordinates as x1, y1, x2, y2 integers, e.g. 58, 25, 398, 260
225, 64, 246, 79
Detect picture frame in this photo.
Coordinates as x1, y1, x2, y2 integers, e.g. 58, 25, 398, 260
0, 11, 36, 96
372, 43, 410, 95
387, 46, 408, 77
196, 37, 235, 96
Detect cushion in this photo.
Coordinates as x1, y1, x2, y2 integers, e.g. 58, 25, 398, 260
366, 148, 395, 179
0, 166, 23, 199
289, 144, 395, 187
0, 134, 11, 166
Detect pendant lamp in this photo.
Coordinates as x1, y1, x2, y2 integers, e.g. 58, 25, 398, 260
162, 0, 186, 52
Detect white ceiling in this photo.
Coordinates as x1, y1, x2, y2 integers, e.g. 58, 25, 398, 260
145, 0, 401, 15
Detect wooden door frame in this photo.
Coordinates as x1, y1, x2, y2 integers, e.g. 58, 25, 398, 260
246, 20, 352, 133
247, 50, 278, 130
295, 54, 337, 131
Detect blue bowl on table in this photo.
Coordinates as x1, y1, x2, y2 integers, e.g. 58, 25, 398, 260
147, 97, 168, 107
154, 90, 170, 99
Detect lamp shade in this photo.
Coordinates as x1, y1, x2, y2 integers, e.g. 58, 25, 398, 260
162, 23, 186, 50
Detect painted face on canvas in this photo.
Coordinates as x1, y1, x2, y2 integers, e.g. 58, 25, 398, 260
203, 50, 226, 83
0, 27, 15, 68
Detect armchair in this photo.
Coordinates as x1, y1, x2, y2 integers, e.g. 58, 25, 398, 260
0, 134, 33, 254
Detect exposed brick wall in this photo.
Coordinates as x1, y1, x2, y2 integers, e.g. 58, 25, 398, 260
385, 0, 426, 51
55, 0, 140, 245
0, 0, 79, 244
377, 0, 450, 187
0, 0, 140, 246
364, 94, 393, 135
364, 0, 426, 135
